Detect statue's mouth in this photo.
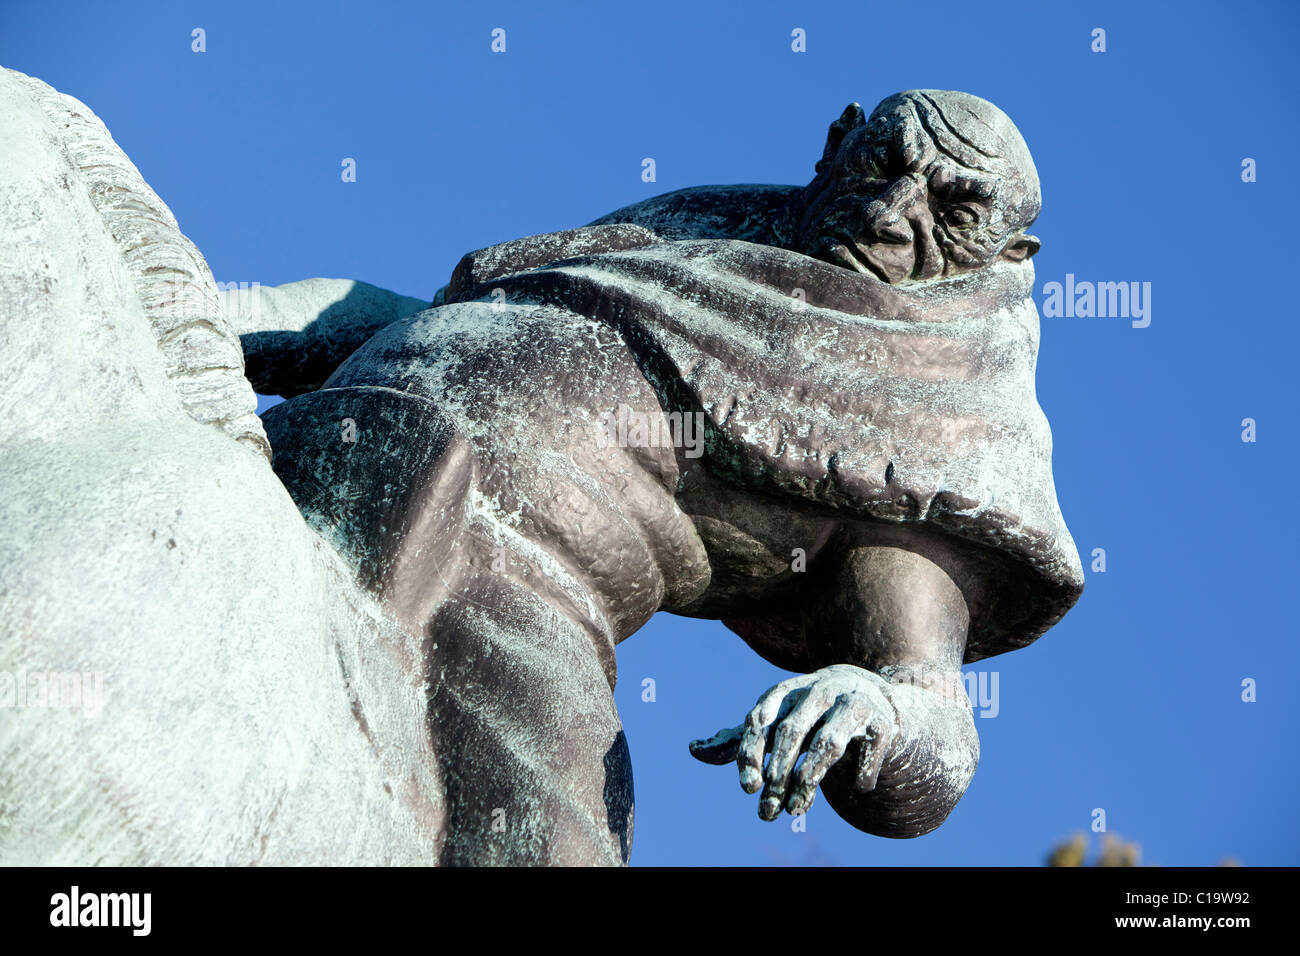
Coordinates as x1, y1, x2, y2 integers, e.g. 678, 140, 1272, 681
825, 234, 894, 284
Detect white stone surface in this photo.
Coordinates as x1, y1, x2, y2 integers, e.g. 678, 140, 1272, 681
0, 66, 441, 864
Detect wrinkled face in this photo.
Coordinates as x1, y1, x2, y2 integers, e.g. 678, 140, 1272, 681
790, 92, 1040, 284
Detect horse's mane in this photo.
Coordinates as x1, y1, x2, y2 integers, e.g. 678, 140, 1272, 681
9, 68, 270, 459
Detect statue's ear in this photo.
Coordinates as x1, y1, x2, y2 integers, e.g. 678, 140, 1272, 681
1001, 233, 1041, 262
815, 102, 867, 174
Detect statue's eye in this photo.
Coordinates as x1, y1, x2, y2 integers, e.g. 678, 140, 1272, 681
944, 205, 979, 228
871, 144, 895, 175
848, 142, 890, 177
847, 145, 879, 176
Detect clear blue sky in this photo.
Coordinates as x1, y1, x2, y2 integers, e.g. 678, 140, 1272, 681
5, 0, 1297, 866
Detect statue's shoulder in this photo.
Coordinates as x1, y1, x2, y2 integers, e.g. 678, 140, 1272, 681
587, 184, 798, 242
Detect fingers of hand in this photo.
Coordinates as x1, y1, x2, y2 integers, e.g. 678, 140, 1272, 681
854, 718, 898, 793
786, 699, 855, 814
758, 691, 829, 820
721, 671, 896, 818
739, 684, 806, 793
688, 725, 745, 764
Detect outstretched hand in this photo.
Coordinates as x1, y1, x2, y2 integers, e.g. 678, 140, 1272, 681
689, 664, 900, 820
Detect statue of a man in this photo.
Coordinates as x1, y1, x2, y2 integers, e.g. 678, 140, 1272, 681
247, 90, 1083, 862
0, 69, 1081, 865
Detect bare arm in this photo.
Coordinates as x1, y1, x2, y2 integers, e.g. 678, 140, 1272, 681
811, 543, 979, 837
691, 535, 981, 837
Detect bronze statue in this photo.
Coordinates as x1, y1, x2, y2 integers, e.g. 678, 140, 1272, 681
0, 71, 1081, 865
253, 89, 1083, 861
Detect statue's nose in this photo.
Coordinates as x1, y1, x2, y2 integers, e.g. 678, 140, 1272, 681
864, 173, 926, 244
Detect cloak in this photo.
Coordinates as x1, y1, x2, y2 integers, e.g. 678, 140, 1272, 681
436, 223, 1085, 659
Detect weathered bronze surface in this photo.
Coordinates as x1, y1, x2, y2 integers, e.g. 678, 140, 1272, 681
1, 74, 1081, 864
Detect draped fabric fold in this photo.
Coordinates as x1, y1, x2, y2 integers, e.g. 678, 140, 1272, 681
441, 229, 1084, 658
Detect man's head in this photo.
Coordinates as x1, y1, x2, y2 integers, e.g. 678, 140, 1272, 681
786, 90, 1041, 284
